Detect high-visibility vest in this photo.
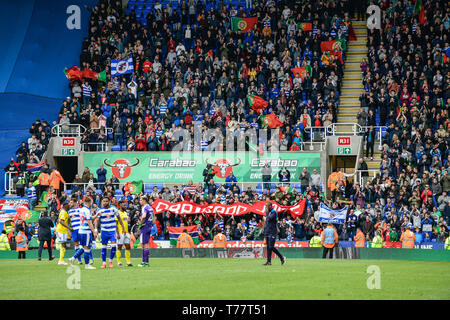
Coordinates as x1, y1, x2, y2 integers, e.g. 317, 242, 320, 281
15, 232, 28, 252
177, 233, 194, 248
38, 172, 50, 186
400, 230, 415, 249
213, 233, 227, 248
445, 237, 450, 250
354, 231, 365, 247
321, 227, 338, 248
49, 171, 65, 190
327, 172, 339, 191
371, 235, 383, 248
17, 176, 26, 186
0, 234, 10, 251
309, 235, 322, 247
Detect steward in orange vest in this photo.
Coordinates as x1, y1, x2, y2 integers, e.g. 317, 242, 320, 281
321, 223, 339, 259
49, 168, 66, 192
15, 226, 28, 259
213, 229, 227, 248
177, 230, 195, 248
354, 228, 365, 247
400, 227, 416, 249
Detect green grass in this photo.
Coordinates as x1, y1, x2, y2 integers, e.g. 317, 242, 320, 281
0, 258, 449, 299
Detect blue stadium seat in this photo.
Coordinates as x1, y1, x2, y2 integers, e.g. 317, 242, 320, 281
65, 190, 72, 195
111, 145, 121, 151
144, 184, 153, 193
95, 189, 102, 195
115, 189, 123, 196
154, 183, 164, 191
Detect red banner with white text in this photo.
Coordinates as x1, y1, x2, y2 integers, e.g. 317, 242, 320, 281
152, 199, 305, 218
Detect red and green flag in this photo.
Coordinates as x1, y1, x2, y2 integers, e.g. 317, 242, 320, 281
129, 180, 143, 194
248, 94, 268, 112
65, 66, 107, 82
168, 225, 199, 246
231, 17, 258, 33
291, 66, 312, 80
64, 66, 83, 82
262, 113, 284, 129
298, 22, 312, 31
414, 0, 426, 25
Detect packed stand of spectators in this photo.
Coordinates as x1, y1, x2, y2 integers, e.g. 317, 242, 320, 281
58, 0, 352, 151
62, 159, 450, 244
4, 120, 53, 198
355, 0, 450, 242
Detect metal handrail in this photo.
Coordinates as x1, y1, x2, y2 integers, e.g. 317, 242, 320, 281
52, 124, 87, 137
81, 142, 107, 152
64, 181, 325, 194
4, 171, 18, 195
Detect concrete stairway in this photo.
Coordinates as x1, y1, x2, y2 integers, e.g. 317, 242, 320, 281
337, 20, 381, 171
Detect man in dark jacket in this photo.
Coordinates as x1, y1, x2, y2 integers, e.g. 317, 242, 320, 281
263, 202, 286, 266
37, 211, 55, 261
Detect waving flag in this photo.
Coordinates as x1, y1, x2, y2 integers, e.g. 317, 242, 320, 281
318, 203, 348, 224
26, 160, 45, 173
262, 114, 284, 129
248, 94, 268, 112
111, 56, 134, 77
168, 226, 199, 246
414, 0, 426, 25
231, 17, 258, 33
298, 22, 312, 31
64, 66, 83, 81
291, 66, 311, 80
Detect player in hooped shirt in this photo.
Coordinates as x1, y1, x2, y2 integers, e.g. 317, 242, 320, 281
138, 196, 154, 267
68, 198, 83, 265
70, 197, 97, 269
95, 197, 125, 269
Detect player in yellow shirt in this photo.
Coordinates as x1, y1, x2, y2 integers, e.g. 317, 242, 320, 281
56, 202, 72, 265
116, 201, 132, 266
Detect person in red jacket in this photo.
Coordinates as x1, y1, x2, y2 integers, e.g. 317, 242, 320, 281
420, 185, 433, 203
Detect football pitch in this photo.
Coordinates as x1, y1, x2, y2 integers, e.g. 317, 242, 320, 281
0, 258, 448, 300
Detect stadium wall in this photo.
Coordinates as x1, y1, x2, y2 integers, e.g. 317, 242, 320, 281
1, 248, 449, 261
1, 0, 97, 99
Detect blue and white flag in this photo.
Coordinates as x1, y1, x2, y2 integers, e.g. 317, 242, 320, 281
111, 56, 134, 77
318, 203, 348, 224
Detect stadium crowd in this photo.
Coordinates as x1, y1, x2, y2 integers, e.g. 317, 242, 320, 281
63, 0, 352, 151
3, 0, 450, 248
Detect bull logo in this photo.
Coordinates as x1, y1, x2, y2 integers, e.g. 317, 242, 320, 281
205, 158, 241, 179
103, 158, 140, 179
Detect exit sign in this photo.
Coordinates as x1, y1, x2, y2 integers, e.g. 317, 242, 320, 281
338, 137, 351, 145
62, 138, 75, 147
62, 148, 75, 156
338, 147, 351, 155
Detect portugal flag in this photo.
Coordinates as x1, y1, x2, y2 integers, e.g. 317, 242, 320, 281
291, 66, 312, 80
248, 94, 268, 112
64, 66, 83, 81
231, 17, 258, 33
298, 22, 312, 31
321, 39, 345, 52
414, 0, 426, 25
168, 226, 199, 246
81, 68, 98, 80
262, 113, 284, 129
125, 180, 143, 194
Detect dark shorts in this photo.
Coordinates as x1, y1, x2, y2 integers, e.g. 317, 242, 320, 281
140, 226, 151, 244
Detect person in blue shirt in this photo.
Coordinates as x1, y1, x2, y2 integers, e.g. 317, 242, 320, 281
421, 212, 434, 240
225, 173, 237, 189
414, 227, 423, 244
